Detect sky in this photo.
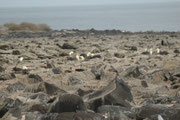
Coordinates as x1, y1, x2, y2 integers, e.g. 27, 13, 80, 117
0, 0, 178, 7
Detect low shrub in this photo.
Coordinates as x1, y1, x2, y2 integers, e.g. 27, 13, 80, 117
3, 22, 52, 32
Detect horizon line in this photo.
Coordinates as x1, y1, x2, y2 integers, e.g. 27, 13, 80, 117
0, 1, 179, 9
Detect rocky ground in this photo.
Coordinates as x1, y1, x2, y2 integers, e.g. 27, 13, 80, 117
0, 30, 180, 120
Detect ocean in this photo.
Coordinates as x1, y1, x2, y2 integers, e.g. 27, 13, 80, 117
0, 2, 180, 31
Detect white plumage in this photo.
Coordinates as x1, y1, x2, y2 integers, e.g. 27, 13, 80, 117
149, 48, 153, 55
156, 48, 160, 54
76, 55, 84, 61
69, 51, 74, 56
158, 115, 164, 120
19, 57, 24, 62
23, 66, 28, 70
87, 52, 94, 57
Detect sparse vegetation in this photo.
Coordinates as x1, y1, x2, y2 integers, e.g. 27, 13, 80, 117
3, 22, 52, 32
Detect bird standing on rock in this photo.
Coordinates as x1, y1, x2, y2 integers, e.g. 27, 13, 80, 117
149, 48, 153, 55
87, 52, 94, 57
17, 57, 24, 64
156, 48, 160, 54
69, 51, 74, 56
22, 65, 29, 74
76, 55, 85, 61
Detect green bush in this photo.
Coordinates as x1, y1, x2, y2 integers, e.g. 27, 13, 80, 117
3, 22, 52, 32
38, 24, 52, 32
4, 23, 20, 31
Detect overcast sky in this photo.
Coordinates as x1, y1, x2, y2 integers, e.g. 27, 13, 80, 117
0, 0, 178, 7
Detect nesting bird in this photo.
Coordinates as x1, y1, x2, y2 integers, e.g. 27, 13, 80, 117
21, 115, 26, 120
69, 51, 74, 56
22, 65, 29, 74
149, 48, 153, 55
87, 52, 94, 57
23, 66, 28, 70
18, 57, 24, 63
144, 48, 148, 52
76, 55, 85, 61
156, 48, 160, 54
103, 113, 110, 119
16, 57, 24, 66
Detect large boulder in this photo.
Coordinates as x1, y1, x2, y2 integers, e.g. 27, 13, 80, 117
0, 98, 22, 119
97, 105, 136, 119
120, 66, 142, 78
83, 77, 133, 111
24, 82, 66, 95
48, 94, 86, 113
134, 104, 180, 120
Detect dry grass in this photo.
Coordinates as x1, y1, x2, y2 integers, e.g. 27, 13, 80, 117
3, 22, 52, 32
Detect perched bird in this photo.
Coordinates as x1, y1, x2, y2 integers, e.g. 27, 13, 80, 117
16, 57, 24, 66
103, 113, 110, 119
22, 65, 29, 74
149, 48, 153, 55
69, 51, 74, 56
156, 48, 160, 54
19, 57, 24, 61
87, 52, 94, 57
21, 115, 26, 120
76, 55, 84, 61
79, 56, 85, 61
76, 55, 80, 60
23, 66, 28, 70
144, 48, 148, 52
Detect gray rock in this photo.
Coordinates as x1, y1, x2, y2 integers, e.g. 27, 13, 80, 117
0, 66, 5, 72
130, 46, 137, 51
159, 51, 169, 55
68, 71, 96, 85
62, 43, 77, 49
0, 72, 16, 81
77, 88, 94, 97
98, 105, 136, 119
142, 51, 150, 55
149, 70, 172, 83
120, 66, 142, 78
12, 50, 21, 55
6, 82, 26, 93
0, 45, 10, 50
134, 104, 180, 120
27, 74, 43, 84
141, 81, 148, 88
52, 67, 62, 74
156, 86, 169, 94
25, 82, 66, 95
114, 53, 125, 58
174, 49, 180, 54
91, 65, 103, 80
72, 111, 105, 120
48, 94, 86, 113
83, 77, 133, 111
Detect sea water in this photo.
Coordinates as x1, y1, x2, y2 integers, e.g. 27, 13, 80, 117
0, 2, 180, 31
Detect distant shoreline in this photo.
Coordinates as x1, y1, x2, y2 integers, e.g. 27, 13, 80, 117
0, 29, 179, 39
